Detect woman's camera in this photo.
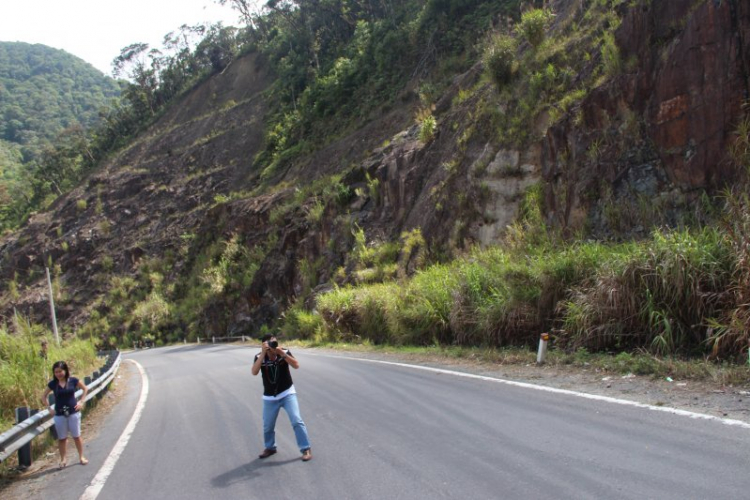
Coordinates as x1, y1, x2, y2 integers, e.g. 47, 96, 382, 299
60, 405, 70, 417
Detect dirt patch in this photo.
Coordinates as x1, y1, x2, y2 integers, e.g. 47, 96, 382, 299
0, 361, 136, 497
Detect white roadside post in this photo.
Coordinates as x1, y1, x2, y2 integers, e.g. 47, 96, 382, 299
45, 267, 60, 346
537, 332, 550, 364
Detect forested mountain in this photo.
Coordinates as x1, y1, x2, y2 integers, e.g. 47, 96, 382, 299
1, 0, 750, 361
0, 42, 121, 152
0, 42, 121, 230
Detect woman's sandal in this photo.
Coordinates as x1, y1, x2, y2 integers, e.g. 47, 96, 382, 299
58, 461, 67, 470
80, 457, 89, 465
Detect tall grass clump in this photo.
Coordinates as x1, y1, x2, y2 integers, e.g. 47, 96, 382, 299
280, 304, 326, 341
317, 282, 401, 344
0, 324, 97, 430
316, 242, 616, 348
708, 121, 750, 358
562, 228, 734, 354
483, 34, 518, 91
316, 224, 750, 360
418, 113, 437, 144
518, 8, 554, 49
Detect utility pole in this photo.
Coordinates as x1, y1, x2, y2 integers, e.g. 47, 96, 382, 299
45, 267, 59, 346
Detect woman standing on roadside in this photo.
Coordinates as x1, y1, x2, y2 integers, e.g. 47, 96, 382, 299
41, 361, 89, 469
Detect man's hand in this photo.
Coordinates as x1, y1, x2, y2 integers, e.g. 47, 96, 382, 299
261, 341, 269, 354
273, 347, 286, 358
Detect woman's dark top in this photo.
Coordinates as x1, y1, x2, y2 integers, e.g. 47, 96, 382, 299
47, 377, 79, 415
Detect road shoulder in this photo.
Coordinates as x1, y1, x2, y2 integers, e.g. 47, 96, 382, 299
306, 348, 750, 424
0, 360, 141, 500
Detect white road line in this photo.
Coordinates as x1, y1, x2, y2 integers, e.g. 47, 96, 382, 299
311, 353, 750, 430
79, 360, 149, 500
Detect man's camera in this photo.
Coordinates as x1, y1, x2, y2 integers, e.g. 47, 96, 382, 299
268, 340, 278, 349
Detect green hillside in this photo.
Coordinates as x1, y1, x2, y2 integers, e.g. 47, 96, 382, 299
0, 42, 121, 230
0, 42, 121, 152
1, 0, 750, 366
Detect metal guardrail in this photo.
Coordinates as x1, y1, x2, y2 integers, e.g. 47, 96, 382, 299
199, 335, 251, 345
0, 350, 121, 463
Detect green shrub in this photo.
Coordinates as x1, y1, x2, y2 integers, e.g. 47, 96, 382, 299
285, 308, 324, 340
314, 222, 750, 359
418, 114, 437, 143
600, 31, 622, 77
483, 34, 518, 91
519, 9, 554, 49
562, 229, 733, 354
133, 292, 171, 331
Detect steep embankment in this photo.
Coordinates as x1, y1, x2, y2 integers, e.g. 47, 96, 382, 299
0, 53, 273, 324
1, 0, 748, 345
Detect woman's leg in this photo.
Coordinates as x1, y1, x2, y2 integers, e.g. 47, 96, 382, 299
58, 438, 67, 467
72, 437, 88, 464
53, 415, 69, 467
69, 413, 87, 464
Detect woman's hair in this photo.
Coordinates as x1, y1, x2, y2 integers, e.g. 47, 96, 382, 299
52, 361, 70, 379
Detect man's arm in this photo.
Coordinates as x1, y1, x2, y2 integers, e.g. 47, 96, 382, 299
277, 348, 299, 369
252, 342, 270, 375
251, 353, 263, 375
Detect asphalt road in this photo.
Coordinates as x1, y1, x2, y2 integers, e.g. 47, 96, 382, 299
21, 344, 750, 499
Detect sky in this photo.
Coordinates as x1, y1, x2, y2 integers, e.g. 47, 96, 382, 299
0, 0, 248, 76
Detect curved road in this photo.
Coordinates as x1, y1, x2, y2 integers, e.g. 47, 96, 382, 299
23, 345, 750, 499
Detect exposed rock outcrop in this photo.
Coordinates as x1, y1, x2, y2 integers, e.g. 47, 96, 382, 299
1, 0, 748, 337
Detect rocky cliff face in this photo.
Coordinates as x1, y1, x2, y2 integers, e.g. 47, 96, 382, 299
543, 0, 749, 235
1, 0, 748, 338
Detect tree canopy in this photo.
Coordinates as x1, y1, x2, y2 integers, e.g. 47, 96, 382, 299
0, 42, 121, 157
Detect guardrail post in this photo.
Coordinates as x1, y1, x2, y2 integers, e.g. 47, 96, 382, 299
15, 407, 32, 468
212, 336, 215, 344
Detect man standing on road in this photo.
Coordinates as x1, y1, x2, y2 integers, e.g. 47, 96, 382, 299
252, 334, 312, 462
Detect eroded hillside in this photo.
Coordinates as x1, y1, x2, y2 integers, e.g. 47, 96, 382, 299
1, 0, 749, 347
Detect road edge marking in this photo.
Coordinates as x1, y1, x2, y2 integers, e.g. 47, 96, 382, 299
80, 359, 149, 500
313, 353, 750, 430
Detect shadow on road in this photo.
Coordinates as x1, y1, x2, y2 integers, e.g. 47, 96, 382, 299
211, 458, 300, 488
12, 461, 70, 482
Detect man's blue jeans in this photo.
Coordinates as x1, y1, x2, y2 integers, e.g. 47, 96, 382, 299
263, 393, 311, 452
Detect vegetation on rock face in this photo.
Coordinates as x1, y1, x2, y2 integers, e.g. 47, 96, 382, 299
244, 0, 524, 180
0, 23, 239, 232
3, 0, 750, 368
